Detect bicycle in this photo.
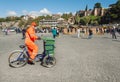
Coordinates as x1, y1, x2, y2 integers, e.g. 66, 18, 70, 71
8, 38, 56, 68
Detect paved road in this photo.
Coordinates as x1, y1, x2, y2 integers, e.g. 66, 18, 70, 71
0, 32, 120, 82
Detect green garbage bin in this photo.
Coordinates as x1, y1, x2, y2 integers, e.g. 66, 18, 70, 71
42, 37, 55, 56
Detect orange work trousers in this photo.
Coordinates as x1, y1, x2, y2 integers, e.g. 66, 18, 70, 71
25, 40, 38, 60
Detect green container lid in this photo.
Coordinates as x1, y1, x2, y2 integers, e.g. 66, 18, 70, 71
42, 36, 55, 45
41, 37, 55, 41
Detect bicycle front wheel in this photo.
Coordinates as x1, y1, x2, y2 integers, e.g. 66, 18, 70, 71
42, 55, 56, 68
8, 50, 28, 68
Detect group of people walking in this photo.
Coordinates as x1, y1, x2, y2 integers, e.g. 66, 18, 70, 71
76, 25, 120, 39
77, 27, 93, 39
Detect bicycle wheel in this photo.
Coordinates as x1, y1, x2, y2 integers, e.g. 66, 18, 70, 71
42, 55, 56, 68
8, 50, 28, 68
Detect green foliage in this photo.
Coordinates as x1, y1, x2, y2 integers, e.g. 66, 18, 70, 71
79, 15, 101, 25
45, 15, 52, 20
94, 2, 102, 8
108, 0, 120, 21
75, 15, 80, 24
0, 16, 21, 22
0, 18, 6, 22
111, 14, 118, 19
85, 5, 88, 11
80, 16, 90, 25
61, 12, 73, 21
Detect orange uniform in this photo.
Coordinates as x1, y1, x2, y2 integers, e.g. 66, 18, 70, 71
25, 22, 38, 60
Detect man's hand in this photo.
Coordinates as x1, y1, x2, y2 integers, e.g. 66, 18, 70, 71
37, 36, 41, 40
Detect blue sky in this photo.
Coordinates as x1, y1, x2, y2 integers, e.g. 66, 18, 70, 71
0, 0, 117, 18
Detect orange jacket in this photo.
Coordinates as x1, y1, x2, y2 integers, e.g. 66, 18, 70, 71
25, 26, 38, 42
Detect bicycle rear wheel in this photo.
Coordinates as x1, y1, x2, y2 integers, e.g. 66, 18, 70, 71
8, 50, 28, 68
42, 55, 56, 68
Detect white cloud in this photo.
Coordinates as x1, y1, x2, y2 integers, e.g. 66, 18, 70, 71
39, 8, 52, 16
72, 12, 76, 16
6, 8, 76, 18
22, 8, 52, 17
7, 11, 17, 16
22, 10, 28, 15
29, 11, 40, 16
64, 12, 70, 14
57, 12, 63, 15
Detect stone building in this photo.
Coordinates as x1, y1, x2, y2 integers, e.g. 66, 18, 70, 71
39, 19, 58, 27
76, 6, 106, 17
93, 8, 105, 16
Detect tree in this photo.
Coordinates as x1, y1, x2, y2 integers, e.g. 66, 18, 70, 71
69, 12, 73, 17
75, 15, 80, 24
85, 5, 88, 11
94, 2, 102, 8
109, 0, 120, 21
89, 15, 101, 25
45, 15, 52, 20
61, 12, 73, 21
102, 0, 120, 23
80, 16, 90, 25
0, 18, 6, 22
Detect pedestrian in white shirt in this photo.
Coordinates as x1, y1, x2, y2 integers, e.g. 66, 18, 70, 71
77, 28, 80, 38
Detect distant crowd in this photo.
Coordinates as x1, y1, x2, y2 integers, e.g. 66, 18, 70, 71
1, 25, 120, 40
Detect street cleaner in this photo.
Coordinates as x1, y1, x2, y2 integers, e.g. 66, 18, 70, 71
25, 22, 41, 65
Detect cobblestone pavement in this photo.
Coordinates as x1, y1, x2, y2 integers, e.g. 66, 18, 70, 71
0, 32, 120, 82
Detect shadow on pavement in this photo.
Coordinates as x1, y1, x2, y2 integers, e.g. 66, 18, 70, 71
71, 35, 88, 39
112, 39, 120, 42
117, 35, 120, 37
71, 35, 78, 38
102, 37, 112, 39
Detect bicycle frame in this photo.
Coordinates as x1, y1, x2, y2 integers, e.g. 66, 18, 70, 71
17, 48, 28, 61
18, 43, 54, 62
21, 45, 45, 61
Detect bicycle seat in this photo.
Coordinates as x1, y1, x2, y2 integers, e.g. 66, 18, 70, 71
19, 45, 26, 49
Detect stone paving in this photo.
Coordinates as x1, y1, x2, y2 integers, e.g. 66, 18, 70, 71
0, 32, 120, 82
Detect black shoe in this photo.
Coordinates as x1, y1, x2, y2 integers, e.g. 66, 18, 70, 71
27, 60, 35, 65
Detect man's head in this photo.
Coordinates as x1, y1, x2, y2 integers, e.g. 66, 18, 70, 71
31, 22, 37, 27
